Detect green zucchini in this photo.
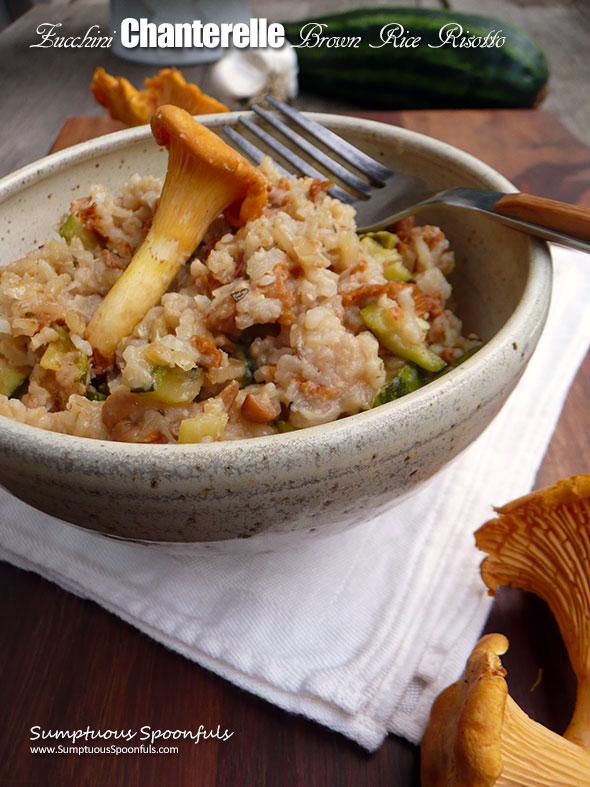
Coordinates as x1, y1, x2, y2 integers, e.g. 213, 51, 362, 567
59, 213, 100, 249
276, 419, 297, 433
178, 412, 228, 443
360, 233, 412, 282
371, 343, 484, 407
284, 8, 548, 109
151, 365, 203, 404
0, 357, 28, 398
360, 301, 446, 372
40, 325, 89, 383
234, 346, 256, 387
84, 388, 108, 402
373, 362, 425, 407
133, 365, 203, 405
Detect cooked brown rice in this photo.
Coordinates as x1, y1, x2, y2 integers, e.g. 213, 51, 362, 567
0, 159, 477, 443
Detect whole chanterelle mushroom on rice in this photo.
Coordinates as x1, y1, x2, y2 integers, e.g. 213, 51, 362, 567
0, 106, 480, 444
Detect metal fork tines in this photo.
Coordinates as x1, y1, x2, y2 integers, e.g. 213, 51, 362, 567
221, 96, 431, 229
222, 96, 393, 207
221, 97, 590, 251
265, 96, 392, 184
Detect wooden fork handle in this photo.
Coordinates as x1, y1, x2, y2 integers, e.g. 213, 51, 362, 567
493, 193, 590, 241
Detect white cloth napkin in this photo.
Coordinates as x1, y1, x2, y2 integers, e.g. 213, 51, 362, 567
1, 245, 589, 751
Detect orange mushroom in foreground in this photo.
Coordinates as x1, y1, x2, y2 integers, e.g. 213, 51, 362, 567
422, 475, 590, 785
421, 633, 590, 786
476, 475, 590, 752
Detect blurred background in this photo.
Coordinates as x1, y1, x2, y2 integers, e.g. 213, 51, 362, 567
0, 0, 587, 176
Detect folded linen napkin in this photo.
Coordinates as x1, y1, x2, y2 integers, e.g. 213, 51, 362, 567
1, 245, 589, 751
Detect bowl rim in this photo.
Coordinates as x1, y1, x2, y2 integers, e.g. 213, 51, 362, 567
0, 111, 552, 462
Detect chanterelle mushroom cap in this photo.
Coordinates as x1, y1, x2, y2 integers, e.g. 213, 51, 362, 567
85, 105, 268, 360
91, 67, 137, 126
150, 104, 268, 226
421, 634, 590, 786
91, 66, 228, 127
143, 68, 228, 117
475, 475, 590, 752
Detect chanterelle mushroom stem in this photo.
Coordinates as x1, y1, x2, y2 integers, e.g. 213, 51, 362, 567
475, 475, 590, 752
421, 634, 590, 787
85, 105, 268, 361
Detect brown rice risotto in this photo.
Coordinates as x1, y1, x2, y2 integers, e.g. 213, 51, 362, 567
0, 158, 478, 443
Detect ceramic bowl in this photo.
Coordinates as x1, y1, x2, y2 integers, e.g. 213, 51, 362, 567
0, 113, 552, 549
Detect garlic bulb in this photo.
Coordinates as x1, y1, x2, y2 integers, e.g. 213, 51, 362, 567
209, 43, 298, 105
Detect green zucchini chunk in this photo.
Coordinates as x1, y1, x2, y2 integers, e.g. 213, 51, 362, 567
59, 213, 100, 250
373, 362, 425, 407
0, 358, 28, 398
360, 301, 446, 372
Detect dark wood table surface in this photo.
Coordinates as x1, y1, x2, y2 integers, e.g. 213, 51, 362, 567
1, 108, 589, 786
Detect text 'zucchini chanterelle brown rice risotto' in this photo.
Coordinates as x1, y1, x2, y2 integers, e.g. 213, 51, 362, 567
0, 106, 480, 444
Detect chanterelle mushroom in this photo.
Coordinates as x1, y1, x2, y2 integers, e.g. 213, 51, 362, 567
421, 633, 590, 786
85, 105, 268, 361
91, 67, 229, 127
475, 475, 590, 752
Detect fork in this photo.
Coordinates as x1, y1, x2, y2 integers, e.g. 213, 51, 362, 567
222, 96, 590, 254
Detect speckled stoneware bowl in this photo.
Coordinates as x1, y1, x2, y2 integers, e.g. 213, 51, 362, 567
0, 113, 552, 550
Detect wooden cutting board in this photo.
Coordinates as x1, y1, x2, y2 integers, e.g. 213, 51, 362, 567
52, 109, 590, 207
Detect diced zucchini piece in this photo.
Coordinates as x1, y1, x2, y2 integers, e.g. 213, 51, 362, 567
373, 363, 425, 407
59, 213, 99, 250
84, 389, 108, 402
360, 301, 446, 373
360, 236, 412, 282
77, 353, 90, 383
360, 236, 397, 260
40, 325, 89, 382
383, 259, 413, 282
178, 412, 228, 443
130, 380, 155, 393
149, 365, 203, 405
276, 419, 296, 433
0, 357, 28, 397
234, 346, 256, 387
360, 231, 399, 249
39, 342, 64, 372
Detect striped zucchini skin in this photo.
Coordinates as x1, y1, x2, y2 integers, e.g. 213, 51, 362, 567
284, 8, 549, 109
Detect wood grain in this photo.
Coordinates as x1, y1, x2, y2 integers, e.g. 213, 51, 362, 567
1, 109, 589, 786
51, 109, 590, 209
356, 109, 590, 207
493, 192, 590, 239
449, 0, 590, 150
51, 116, 126, 152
